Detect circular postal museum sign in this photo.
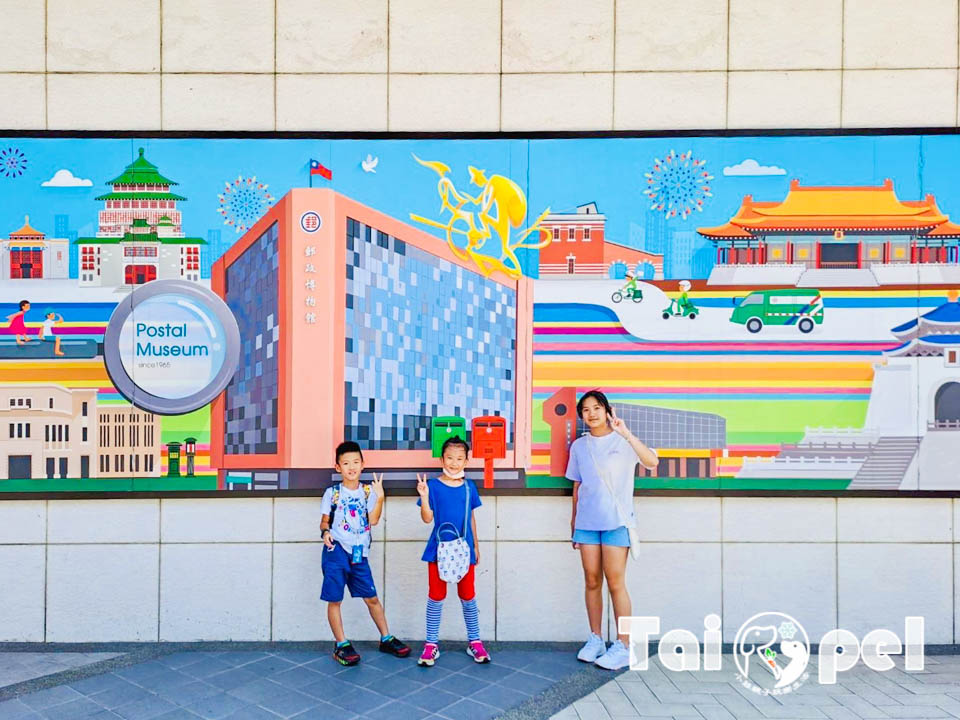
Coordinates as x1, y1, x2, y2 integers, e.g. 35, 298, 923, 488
104, 280, 241, 415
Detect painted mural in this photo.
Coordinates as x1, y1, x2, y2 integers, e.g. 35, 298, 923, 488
1, 132, 958, 493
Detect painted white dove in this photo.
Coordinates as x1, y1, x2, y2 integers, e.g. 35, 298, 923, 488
361, 154, 379, 173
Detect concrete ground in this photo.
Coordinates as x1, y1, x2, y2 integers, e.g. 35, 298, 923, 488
1, 647, 957, 720
0, 643, 613, 720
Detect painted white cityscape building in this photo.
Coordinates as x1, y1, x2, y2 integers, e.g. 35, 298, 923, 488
77, 148, 204, 287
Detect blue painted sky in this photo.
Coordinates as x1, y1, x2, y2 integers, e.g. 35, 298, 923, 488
0, 134, 955, 274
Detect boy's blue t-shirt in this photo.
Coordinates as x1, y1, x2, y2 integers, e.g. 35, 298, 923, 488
418, 478, 482, 565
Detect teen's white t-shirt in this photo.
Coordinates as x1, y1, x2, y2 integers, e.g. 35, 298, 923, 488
566, 432, 638, 531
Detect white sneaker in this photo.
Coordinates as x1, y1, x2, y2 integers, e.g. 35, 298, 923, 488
577, 633, 607, 663
595, 639, 630, 670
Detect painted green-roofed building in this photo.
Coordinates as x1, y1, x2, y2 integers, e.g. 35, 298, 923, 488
76, 147, 206, 288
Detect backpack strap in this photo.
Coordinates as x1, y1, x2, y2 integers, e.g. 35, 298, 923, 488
362, 483, 371, 526
329, 483, 342, 518
329, 483, 372, 527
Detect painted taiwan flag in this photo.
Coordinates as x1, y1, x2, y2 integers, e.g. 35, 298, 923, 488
309, 159, 332, 180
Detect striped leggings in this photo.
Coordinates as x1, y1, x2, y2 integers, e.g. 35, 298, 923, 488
425, 563, 479, 642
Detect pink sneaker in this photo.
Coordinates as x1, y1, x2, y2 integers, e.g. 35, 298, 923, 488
466, 640, 491, 663
417, 642, 439, 667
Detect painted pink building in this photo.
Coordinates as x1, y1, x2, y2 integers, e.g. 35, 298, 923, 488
210, 189, 533, 487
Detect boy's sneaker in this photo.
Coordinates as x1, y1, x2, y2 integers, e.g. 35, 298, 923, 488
379, 636, 411, 658
577, 633, 607, 663
417, 642, 439, 667
333, 642, 361, 666
594, 640, 630, 670
466, 640, 491, 664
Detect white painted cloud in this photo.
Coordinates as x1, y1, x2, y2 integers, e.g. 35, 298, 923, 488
41, 169, 93, 187
723, 158, 787, 177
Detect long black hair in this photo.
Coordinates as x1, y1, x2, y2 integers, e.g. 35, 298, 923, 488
576, 389, 612, 419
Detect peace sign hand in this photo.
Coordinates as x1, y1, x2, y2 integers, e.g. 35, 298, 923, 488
610, 409, 630, 438
371, 472, 384, 498
416, 473, 429, 498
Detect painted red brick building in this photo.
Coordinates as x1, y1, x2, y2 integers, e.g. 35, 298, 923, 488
538, 202, 663, 278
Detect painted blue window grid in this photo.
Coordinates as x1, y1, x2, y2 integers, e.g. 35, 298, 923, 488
344, 217, 516, 450
224, 221, 280, 455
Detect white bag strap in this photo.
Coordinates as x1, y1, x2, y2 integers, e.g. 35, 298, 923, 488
584, 438, 635, 530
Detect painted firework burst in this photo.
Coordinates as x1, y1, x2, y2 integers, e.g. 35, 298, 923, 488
643, 150, 713, 220
0, 147, 27, 179
217, 176, 275, 233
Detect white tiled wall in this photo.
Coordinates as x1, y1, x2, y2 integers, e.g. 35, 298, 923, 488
5, 0, 960, 131
2, 496, 959, 643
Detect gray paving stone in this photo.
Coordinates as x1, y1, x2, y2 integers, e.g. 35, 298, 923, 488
253, 688, 317, 717
156, 681, 221, 707
435, 673, 490, 698
20, 686, 85, 711
287, 703, 346, 719
112, 695, 179, 720
364, 700, 431, 720
833, 692, 896, 718
623, 701, 704, 717
203, 671, 261, 693
0, 699, 35, 720
436, 698, 501, 720
694, 705, 737, 720
325, 686, 390, 715
266, 666, 323, 690
38, 697, 104, 720
179, 661, 235, 681
217, 707, 276, 720
404, 686, 463, 713
872, 707, 953, 718
233, 656, 295, 677
497, 669, 555, 695
223, 679, 286, 705
368, 672, 427, 699
820, 707, 863, 720
468, 683, 529, 710
69, 675, 136, 697
180, 693, 248, 720
88, 684, 154, 710
334, 663, 390, 688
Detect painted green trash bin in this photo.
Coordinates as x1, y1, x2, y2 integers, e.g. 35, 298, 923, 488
431, 416, 467, 457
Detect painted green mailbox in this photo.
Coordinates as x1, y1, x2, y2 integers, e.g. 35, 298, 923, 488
166, 442, 182, 478
430, 416, 466, 457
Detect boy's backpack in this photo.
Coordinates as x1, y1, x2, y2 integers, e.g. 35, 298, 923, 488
330, 483, 372, 527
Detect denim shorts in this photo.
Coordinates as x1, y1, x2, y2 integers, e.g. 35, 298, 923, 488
320, 543, 377, 602
572, 526, 630, 547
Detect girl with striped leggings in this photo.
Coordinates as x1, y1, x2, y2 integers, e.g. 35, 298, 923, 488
415, 437, 490, 666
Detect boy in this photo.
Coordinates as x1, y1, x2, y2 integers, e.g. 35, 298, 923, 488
320, 441, 410, 665
40, 308, 65, 356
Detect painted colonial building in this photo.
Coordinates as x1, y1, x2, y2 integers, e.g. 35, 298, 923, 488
97, 404, 161, 477
698, 179, 960, 286
0, 385, 96, 480
1, 216, 69, 280
76, 148, 205, 287
539, 202, 664, 279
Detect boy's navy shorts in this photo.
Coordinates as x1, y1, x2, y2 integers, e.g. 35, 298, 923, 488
320, 543, 377, 602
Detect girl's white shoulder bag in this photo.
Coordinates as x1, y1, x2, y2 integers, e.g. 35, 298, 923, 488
435, 482, 473, 582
